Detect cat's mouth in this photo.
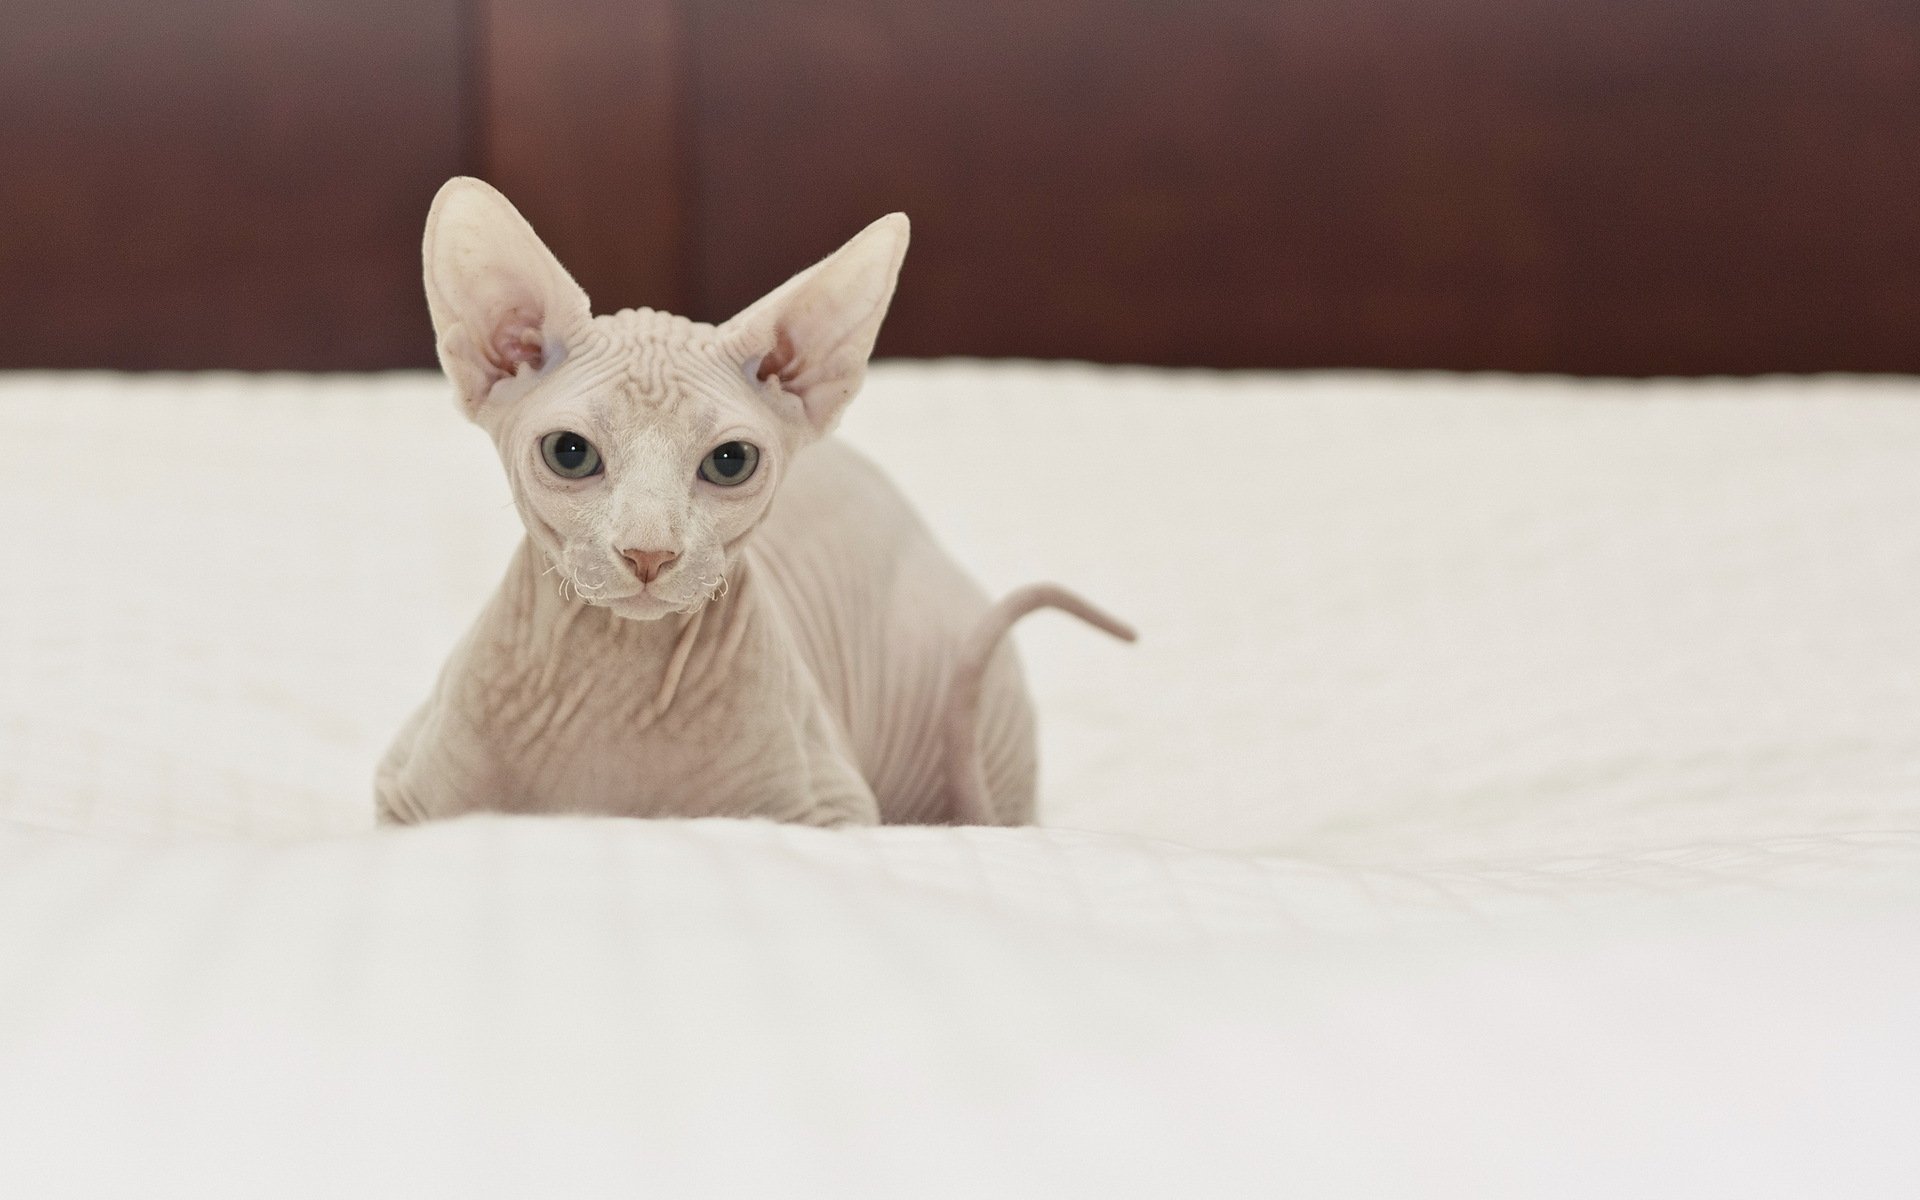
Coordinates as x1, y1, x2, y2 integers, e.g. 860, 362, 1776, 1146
559, 553, 721, 619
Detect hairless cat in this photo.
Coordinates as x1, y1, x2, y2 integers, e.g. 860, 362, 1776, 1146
376, 178, 1133, 827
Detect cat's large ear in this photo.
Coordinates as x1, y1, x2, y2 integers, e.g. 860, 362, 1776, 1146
720, 213, 909, 436
422, 177, 592, 416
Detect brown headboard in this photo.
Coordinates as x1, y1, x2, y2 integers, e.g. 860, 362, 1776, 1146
6, 0, 1918, 373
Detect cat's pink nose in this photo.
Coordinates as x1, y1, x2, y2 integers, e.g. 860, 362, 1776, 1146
621, 548, 679, 584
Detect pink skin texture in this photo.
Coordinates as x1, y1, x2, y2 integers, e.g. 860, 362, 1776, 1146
376, 179, 1131, 827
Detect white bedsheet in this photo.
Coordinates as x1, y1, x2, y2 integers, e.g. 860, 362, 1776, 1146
2, 363, 1918, 1197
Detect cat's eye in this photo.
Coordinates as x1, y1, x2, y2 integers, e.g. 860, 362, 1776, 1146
540, 430, 603, 479
699, 441, 760, 487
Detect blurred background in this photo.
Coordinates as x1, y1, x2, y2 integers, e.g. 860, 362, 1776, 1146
2, 0, 1917, 374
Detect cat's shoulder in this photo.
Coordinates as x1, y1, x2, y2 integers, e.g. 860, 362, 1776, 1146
775, 436, 922, 527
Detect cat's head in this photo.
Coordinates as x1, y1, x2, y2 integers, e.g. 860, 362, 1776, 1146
422, 177, 907, 619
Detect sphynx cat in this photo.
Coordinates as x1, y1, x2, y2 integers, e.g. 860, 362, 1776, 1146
376, 178, 1132, 827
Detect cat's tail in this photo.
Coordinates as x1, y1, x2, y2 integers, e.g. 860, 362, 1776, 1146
943, 584, 1136, 826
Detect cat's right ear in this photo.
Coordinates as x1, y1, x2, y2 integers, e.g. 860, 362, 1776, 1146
422, 177, 592, 417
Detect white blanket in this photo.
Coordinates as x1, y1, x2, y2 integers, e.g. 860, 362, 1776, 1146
2, 364, 1918, 1197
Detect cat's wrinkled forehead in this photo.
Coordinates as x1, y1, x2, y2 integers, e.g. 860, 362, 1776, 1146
579, 308, 711, 392
557, 307, 744, 425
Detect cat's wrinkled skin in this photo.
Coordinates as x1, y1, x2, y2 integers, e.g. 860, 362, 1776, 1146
376, 178, 1131, 827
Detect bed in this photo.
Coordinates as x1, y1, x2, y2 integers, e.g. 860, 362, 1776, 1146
2, 362, 1917, 1197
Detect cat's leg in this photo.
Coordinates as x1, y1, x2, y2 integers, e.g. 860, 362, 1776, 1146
373, 704, 429, 824
794, 713, 882, 827
736, 695, 878, 827
968, 641, 1040, 825
373, 700, 509, 824
794, 659, 885, 825
708, 615, 881, 826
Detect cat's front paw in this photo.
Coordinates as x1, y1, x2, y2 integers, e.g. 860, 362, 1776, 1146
789, 783, 881, 828
373, 781, 422, 825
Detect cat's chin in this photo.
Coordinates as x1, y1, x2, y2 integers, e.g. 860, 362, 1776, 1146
604, 591, 695, 621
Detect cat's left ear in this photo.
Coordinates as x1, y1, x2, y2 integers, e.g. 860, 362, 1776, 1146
720, 213, 909, 437
422, 177, 592, 417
